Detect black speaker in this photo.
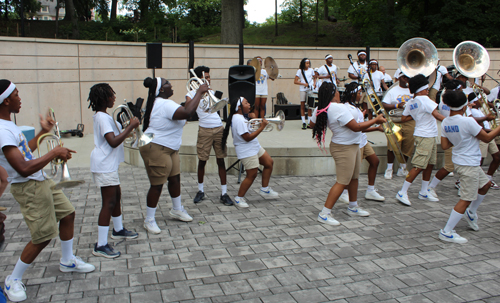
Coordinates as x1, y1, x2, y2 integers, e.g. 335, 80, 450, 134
146, 43, 162, 69
274, 104, 301, 120
228, 65, 255, 107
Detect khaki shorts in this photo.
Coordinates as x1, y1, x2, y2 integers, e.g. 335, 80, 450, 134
300, 91, 308, 102
428, 88, 438, 102
10, 179, 75, 245
479, 140, 499, 158
443, 147, 454, 173
92, 171, 120, 187
256, 95, 268, 99
197, 126, 227, 161
455, 165, 490, 201
241, 147, 266, 170
495, 136, 500, 145
387, 120, 415, 157
360, 142, 375, 160
411, 136, 437, 169
140, 143, 181, 186
330, 143, 361, 185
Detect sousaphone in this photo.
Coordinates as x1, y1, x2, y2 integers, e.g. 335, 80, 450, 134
397, 38, 439, 78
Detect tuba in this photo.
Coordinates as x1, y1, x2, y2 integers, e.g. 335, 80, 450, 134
186, 69, 228, 113
37, 109, 85, 190
113, 103, 153, 147
397, 37, 439, 78
453, 41, 498, 129
247, 110, 285, 132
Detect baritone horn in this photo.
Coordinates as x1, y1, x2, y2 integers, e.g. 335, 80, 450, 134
37, 109, 85, 190
112, 104, 154, 147
247, 110, 285, 132
186, 69, 228, 113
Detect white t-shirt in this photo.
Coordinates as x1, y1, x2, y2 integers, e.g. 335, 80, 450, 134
383, 73, 392, 83
145, 97, 186, 150
296, 68, 315, 91
402, 95, 438, 137
311, 103, 361, 145
431, 65, 449, 90
441, 115, 482, 166
354, 106, 368, 148
462, 87, 473, 99
471, 108, 491, 130
231, 114, 261, 159
90, 112, 124, 173
382, 86, 412, 105
256, 69, 269, 95
363, 70, 385, 92
317, 64, 338, 84
186, 90, 223, 129
0, 119, 45, 183
438, 101, 451, 118
393, 68, 401, 79
487, 86, 499, 102
347, 62, 368, 83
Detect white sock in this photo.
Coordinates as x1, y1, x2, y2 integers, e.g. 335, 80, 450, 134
198, 183, 204, 192
420, 180, 429, 195
261, 186, 269, 192
349, 201, 358, 208
301, 116, 306, 123
469, 194, 486, 213
112, 215, 123, 232
321, 207, 331, 215
60, 238, 75, 263
146, 206, 157, 219
221, 184, 227, 195
401, 181, 411, 194
367, 185, 375, 192
307, 116, 311, 124
10, 258, 30, 281
400, 163, 407, 170
387, 163, 393, 170
429, 176, 441, 189
443, 209, 463, 233
97, 226, 109, 247
235, 196, 242, 201
342, 189, 348, 195
172, 195, 182, 210
487, 175, 493, 181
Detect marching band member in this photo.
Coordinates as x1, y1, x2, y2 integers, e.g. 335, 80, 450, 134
379, 66, 393, 87
221, 97, 279, 208
382, 70, 414, 179
363, 60, 389, 93
88, 83, 139, 259
396, 74, 445, 206
456, 72, 490, 98
0, 80, 95, 302
140, 77, 208, 234
348, 51, 369, 118
428, 60, 453, 102
317, 54, 339, 87
188, 66, 233, 206
254, 56, 274, 118
294, 58, 316, 130
438, 90, 500, 243
310, 82, 385, 226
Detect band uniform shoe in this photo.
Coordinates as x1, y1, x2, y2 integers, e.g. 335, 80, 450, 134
4, 275, 27, 302
384, 168, 393, 180
220, 194, 234, 206
365, 189, 385, 201
92, 243, 121, 259
396, 191, 411, 206
169, 207, 193, 222
193, 191, 205, 203
427, 188, 438, 199
111, 228, 138, 240
60, 256, 96, 273
439, 229, 468, 244
346, 206, 370, 217
490, 180, 500, 190
260, 187, 279, 198
463, 208, 479, 231
338, 192, 349, 203
455, 180, 461, 189
317, 212, 340, 226
448, 172, 454, 177
418, 191, 439, 202
307, 124, 312, 129
143, 217, 161, 234
234, 197, 249, 208
302, 123, 307, 130
397, 168, 409, 177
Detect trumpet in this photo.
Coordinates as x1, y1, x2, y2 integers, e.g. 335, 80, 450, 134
247, 110, 285, 132
112, 104, 154, 147
37, 109, 85, 190
187, 69, 227, 113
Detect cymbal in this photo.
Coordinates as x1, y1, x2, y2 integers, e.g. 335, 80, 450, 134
338, 77, 349, 82
249, 57, 261, 80
265, 57, 279, 80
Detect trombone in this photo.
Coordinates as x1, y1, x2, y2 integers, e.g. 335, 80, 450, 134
247, 110, 285, 132
186, 69, 228, 113
112, 103, 154, 147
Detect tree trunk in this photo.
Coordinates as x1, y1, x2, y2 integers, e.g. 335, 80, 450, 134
323, 0, 328, 20
4, 0, 9, 20
139, 0, 150, 22
64, 0, 79, 38
221, 0, 243, 44
299, 0, 303, 27
55, 0, 59, 37
315, 0, 318, 41
110, 0, 117, 19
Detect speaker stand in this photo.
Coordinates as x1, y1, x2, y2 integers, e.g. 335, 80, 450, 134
226, 160, 262, 184
152, 68, 156, 78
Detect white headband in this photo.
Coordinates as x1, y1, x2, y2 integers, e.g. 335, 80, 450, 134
155, 77, 161, 97
325, 55, 333, 60
235, 97, 244, 112
449, 103, 467, 111
369, 59, 378, 64
415, 84, 429, 94
358, 52, 366, 56
0, 82, 16, 105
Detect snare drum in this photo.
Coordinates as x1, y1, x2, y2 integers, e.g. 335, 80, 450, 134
307, 91, 318, 108
337, 86, 346, 100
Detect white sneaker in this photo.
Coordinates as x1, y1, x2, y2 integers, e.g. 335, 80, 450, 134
396, 191, 411, 206
463, 208, 479, 231
384, 168, 393, 180
260, 187, 279, 198
338, 192, 349, 203
4, 275, 27, 302
457, 188, 461, 196
346, 206, 370, 217
418, 191, 439, 202
365, 189, 385, 201
144, 217, 161, 234
449, 172, 454, 177
317, 212, 340, 226
169, 207, 193, 222
235, 197, 249, 208
397, 168, 409, 177
439, 229, 468, 244
60, 256, 96, 273
428, 188, 438, 199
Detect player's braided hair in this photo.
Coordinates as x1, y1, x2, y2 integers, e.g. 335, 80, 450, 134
342, 82, 359, 107
87, 83, 115, 112
312, 82, 336, 148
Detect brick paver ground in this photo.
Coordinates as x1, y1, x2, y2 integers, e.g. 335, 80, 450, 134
1, 166, 500, 302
